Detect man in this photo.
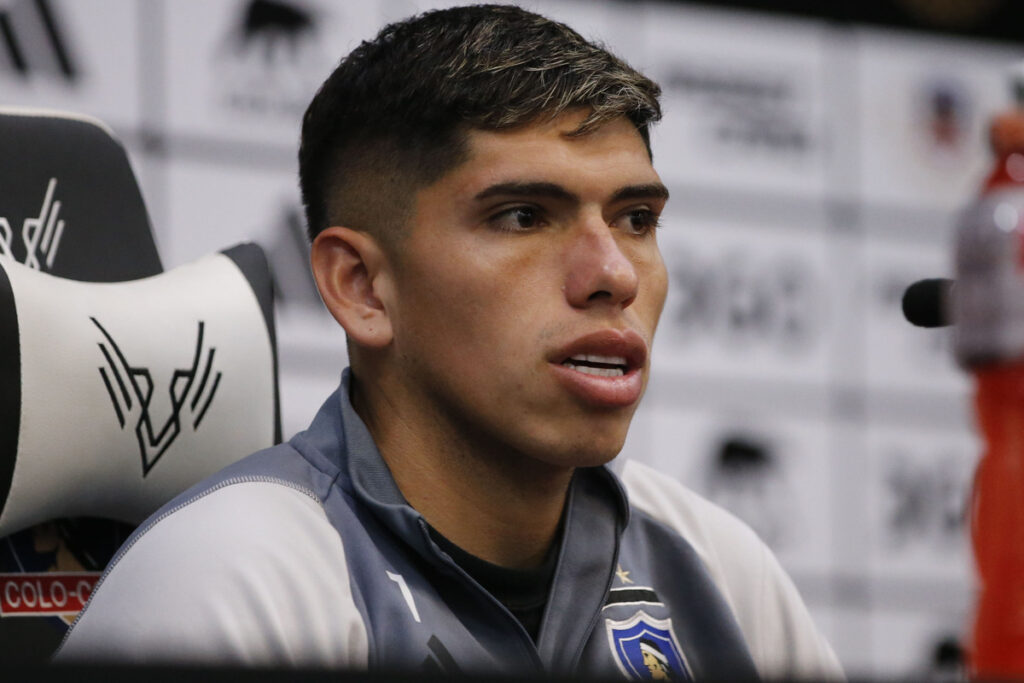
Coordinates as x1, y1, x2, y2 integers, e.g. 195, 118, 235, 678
58, 5, 841, 678
640, 639, 674, 680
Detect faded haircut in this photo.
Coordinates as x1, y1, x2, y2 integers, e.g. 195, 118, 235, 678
298, 3, 662, 246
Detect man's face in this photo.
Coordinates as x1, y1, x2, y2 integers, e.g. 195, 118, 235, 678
642, 650, 671, 679
384, 110, 668, 469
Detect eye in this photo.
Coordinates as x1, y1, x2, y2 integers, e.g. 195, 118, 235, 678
488, 205, 545, 233
615, 208, 661, 236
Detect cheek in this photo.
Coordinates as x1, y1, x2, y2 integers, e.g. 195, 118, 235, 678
631, 246, 669, 325
399, 253, 544, 350
649, 258, 669, 319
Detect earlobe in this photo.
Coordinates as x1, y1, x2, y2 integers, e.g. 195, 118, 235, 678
311, 226, 394, 348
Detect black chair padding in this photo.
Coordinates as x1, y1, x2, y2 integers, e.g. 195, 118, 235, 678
0, 108, 169, 658
0, 108, 162, 281
0, 110, 280, 659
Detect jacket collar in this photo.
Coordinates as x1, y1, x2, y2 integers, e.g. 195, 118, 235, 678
304, 369, 631, 594
299, 369, 635, 668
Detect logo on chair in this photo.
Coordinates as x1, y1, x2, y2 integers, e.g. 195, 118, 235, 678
91, 317, 222, 476
0, 177, 66, 272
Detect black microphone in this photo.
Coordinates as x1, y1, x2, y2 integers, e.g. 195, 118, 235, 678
902, 278, 954, 328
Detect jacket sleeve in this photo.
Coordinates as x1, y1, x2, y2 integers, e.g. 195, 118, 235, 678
620, 459, 843, 680
54, 481, 369, 668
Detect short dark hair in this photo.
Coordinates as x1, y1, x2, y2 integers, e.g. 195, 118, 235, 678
298, 3, 662, 245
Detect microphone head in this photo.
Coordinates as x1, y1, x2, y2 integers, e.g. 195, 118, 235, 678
902, 278, 954, 328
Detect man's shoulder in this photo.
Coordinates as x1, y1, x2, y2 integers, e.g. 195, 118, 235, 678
618, 458, 762, 568
120, 477, 341, 566
56, 477, 367, 666
616, 459, 770, 619
616, 459, 843, 679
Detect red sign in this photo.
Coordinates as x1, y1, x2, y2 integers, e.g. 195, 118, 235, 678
0, 572, 100, 617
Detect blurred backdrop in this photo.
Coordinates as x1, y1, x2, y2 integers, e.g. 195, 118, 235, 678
1, 0, 1020, 677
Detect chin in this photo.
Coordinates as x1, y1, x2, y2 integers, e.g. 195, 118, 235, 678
572, 450, 622, 469
493, 409, 636, 470
546, 431, 628, 469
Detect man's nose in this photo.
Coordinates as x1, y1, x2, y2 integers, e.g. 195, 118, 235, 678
562, 220, 639, 309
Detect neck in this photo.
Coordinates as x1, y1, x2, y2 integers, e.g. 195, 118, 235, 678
351, 371, 574, 569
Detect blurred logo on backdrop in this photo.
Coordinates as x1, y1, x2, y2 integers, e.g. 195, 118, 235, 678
661, 63, 815, 162
667, 246, 818, 354
213, 0, 328, 119
883, 446, 970, 552
0, 0, 78, 83
914, 76, 974, 166
705, 432, 796, 548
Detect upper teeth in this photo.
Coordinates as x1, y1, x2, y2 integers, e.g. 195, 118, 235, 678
562, 354, 628, 377
568, 354, 626, 365
567, 365, 625, 377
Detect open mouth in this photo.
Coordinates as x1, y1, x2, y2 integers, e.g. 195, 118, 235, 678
561, 354, 629, 378
549, 330, 647, 408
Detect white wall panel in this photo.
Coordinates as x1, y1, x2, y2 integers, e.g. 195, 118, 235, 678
857, 28, 1018, 212
864, 423, 976, 581
163, 0, 379, 146
640, 4, 829, 200
645, 405, 834, 575
870, 609, 969, 679
862, 237, 967, 396
823, 607, 873, 679
655, 215, 834, 388
162, 157, 298, 265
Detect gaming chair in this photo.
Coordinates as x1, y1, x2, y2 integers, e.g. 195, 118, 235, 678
0, 109, 281, 660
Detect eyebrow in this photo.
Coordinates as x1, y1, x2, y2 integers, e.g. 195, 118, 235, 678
610, 183, 670, 203
475, 182, 578, 202
474, 181, 670, 204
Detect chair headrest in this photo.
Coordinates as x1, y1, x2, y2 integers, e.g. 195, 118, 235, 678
0, 108, 161, 281
0, 243, 279, 537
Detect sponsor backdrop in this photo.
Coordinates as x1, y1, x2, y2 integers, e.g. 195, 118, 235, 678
0, 0, 1018, 676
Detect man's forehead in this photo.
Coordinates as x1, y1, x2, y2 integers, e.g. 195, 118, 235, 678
466, 111, 647, 154
450, 115, 660, 196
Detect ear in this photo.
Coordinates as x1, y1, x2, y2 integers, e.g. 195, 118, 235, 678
311, 226, 394, 348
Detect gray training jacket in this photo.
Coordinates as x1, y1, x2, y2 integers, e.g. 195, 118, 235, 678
58, 370, 840, 678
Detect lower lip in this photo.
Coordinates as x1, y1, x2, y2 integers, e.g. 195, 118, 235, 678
549, 363, 644, 409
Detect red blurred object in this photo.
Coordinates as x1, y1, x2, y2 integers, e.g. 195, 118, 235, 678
958, 108, 1024, 678
970, 365, 1024, 676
